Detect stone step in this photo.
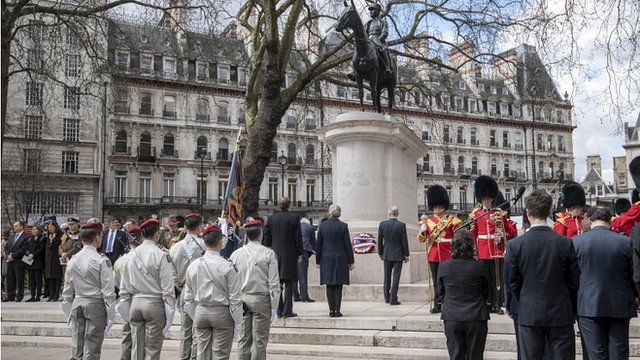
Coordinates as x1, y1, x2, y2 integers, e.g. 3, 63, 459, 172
0, 335, 523, 359
4, 321, 639, 356
306, 283, 432, 302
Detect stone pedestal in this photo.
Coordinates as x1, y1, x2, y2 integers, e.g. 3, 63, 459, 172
315, 111, 429, 284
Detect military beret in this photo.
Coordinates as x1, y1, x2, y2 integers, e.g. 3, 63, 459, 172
185, 213, 204, 221
128, 226, 141, 235
43, 215, 57, 223
82, 222, 104, 231
243, 219, 263, 229
202, 224, 221, 236
67, 217, 80, 224
140, 219, 161, 229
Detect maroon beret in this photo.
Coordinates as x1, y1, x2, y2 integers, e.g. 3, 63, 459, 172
202, 224, 221, 236
243, 219, 263, 229
82, 222, 104, 231
129, 226, 141, 235
185, 213, 204, 221
140, 219, 161, 229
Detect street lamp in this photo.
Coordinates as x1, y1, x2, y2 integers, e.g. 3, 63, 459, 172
530, 86, 539, 190
278, 151, 287, 199
196, 147, 208, 214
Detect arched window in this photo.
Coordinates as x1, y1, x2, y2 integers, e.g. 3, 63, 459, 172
444, 154, 452, 172
515, 132, 522, 149
305, 144, 315, 165
305, 113, 316, 131
490, 158, 497, 176
162, 133, 175, 157
538, 161, 544, 176
504, 159, 511, 177
115, 129, 128, 154
286, 109, 297, 129
139, 132, 152, 157
422, 155, 430, 172
196, 135, 208, 158
196, 98, 209, 121
287, 143, 296, 164
271, 142, 278, 163
471, 157, 478, 174
218, 138, 229, 160
457, 156, 465, 174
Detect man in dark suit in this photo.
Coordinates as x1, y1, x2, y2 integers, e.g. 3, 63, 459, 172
573, 206, 639, 358
295, 217, 317, 302
507, 189, 580, 359
100, 218, 128, 264
3, 221, 29, 302
378, 206, 409, 305
264, 197, 303, 318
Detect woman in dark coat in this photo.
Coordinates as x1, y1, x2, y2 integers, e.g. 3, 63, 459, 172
316, 204, 354, 317
26, 225, 46, 301
44, 222, 66, 301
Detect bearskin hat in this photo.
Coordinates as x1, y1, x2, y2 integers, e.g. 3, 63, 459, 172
561, 181, 586, 208
474, 176, 499, 202
427, 185, 450, 211
629, 156, 640, 190
615, 198, 631, 216
633, 189, 640, 204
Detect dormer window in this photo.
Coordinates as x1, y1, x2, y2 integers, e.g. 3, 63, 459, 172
490, 86, 497, 94
218, 66, 229, 84
478, 83, 485, 92
164, 58, 176, 76
501, 87, 509, 95
458, 81, 466, 90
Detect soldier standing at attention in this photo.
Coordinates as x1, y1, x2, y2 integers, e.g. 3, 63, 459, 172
169, 213, 206, 360
61, 221, 116, 360
230, 219, 281, 360
113, 226, 142, 360
118, 219, 175, 360
183, 224, 243, 360
61, 217, 83, 263
553, 182, 587, 238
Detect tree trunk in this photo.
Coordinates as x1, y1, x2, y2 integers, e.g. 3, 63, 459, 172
1, 22, 14, 156
242, 39, 284, 216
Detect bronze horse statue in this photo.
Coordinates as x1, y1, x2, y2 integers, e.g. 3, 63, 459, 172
335, 0, 397, 113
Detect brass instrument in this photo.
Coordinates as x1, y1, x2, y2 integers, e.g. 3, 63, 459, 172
489, 210, 506, 292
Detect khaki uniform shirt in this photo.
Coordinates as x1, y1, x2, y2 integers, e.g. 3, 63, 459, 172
62, 245, 116, 308
119, 240, 175, 308
169, 233, 206, 288
230, 241, 281, 309
183, 250, 243, 324
113, 250, 132, 289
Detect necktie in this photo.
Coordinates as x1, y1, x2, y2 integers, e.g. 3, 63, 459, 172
108, 231, 115, 253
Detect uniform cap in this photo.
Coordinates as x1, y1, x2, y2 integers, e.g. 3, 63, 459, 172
82, 221, 104, 231
243, 219, 263, 229
202, 224, 221, 235
474, 175, 499, 202
561, 181, 586, 208
67, 217, 79, 224
140, 219, 161, 229
128, 226, 141, 235
426, 185, 450, 210
185, 213, 204, 221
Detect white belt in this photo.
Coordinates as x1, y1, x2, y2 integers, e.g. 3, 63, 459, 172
133, 293, 162, 299
477, 235, 497, 240
435, 238, 452, 243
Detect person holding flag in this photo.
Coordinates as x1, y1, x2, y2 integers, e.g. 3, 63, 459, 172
221, 130, 246, 258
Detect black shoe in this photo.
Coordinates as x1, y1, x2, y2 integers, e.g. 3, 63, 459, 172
26, 298, 35, 303
301, 298, 316, 303
293, 297, 301, 302
329, 311, 336, 317
385, 299, 390, 304
34, 298, 40, 302
283, 313, 298, 318
430, 304, 442, 314
334, 311, 343, 317
2, 298, 14, 302
15, 298, 22, 302
42, 295, 49, 299
390, 301, 401, 306
494, 307, 504, 315
277, 314, 283, 318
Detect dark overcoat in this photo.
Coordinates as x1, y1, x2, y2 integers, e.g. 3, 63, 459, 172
44, 232, 64, 279
27, 234, 46, 270
316, 217, 354, 285
264, 210, 303, 280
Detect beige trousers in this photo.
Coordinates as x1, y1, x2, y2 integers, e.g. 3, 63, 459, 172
237, 293, 271, 360
70, 297, 107, 360
130, 297, 165, 360
193, 305, 234, 360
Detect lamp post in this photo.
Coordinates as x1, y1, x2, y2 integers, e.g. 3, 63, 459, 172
278, 152, 287, 200
196, 148, 207, 214
530, 86, 539, 190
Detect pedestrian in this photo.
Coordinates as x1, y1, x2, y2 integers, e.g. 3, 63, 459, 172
118, 218, 175, 360
169, 213, 206, 360
3, 221, 29, 302
230, 219, 281, 360
507, 189, 580, 359
437, 230, 490, 360
378, 206, 409, 305
294, 217, 316, 302
183, 224, 243, 360
61, 221, 115, 360
113, 226, 142, 360
45, 221, 67, 302
573, 206, 639, 358
316, 205, 354, 317
418, 185, 462, 313
263, 197, 303, 318
26, 224, 46, 302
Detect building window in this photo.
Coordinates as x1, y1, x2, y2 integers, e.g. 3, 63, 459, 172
197, 176, 208, 202
443, 125, 450, 143
337, 86, 346, 98
23, 149, 42, 172
27, 49, 43, 70
196, 136, 208, 158
457, 156, 465, 174
305, 144, 315, 165
455, 98, 464, 112
114, 130, 128, 153
65, 54, 81, 77
288, 178, 297, 203
139, 172, 152, 201
490, 85, 497, 94
502, 131, 509, 148
422, 130, 430, 141
271, 142, 278, 163
488, 101, 496, 116
458, 80, 466, 90
441, 95, 450, 110
557, 110, 563, 123
490, 130, 497, 146
500, 103, 508, 116
471, 157, 478, 174
537, 134, 544, 150
456, 126, 464, 143
286, 110, 297, 129
24, 115, 43, 139
596, 184, 604, 197
141, 55, 153, 75
238, 67, 247, 86
139, 132, 153, 157
468, 99, 477, 114
423, 155, 430, 172
163, 173, 175, 197
218, 178, 228, 200
63, 119, 80, 142
64, 86, 80, 110
444, 154, 452, 172
305, 113, 315, 130
164, 58, 176, 76
24, 192, 77, 215
28, 21, 44, 42
197, 63, 207, 81
504, 160, 511, 177
62, 151, 79, 174
514, 132, 522, 149
66, 26, 79, 47
351, 88, 359, 99
162, 134, 175, 157
306, 179, 316, 204
502, 87, 508, 95
196, 98, 209, 121
491, 158, 498, 176
218, 66, 229, 84
517, 160, 524, 176
115, 51, 128, 71
459, 186, 467, 208
558, 135, 565, 151
619, 174, 627, 187
477, 83, 485, 92
163, 95, 176, 118
26, 82, 43, 106
547, 135, 554, 150
269, 178, 279, 203
513, 104, 521, 118
115, 89, 129, 114
470, 128, 478, 145
217, 102, 229, 123
287, 143, 297, 164
218, 138, 229, 160
238, 105, 246, 124
140, 92, 153, 115
115, 171, 127, 202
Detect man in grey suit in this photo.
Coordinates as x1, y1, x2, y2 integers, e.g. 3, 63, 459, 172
573, 206, 639, 359
378, 206, 409, 305
3, 221, 29, 302
294, 217, 316, 302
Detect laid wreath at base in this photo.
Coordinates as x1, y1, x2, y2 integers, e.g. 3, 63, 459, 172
352, 233, 376, 254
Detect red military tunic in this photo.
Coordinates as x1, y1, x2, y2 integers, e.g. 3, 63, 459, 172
611, 203, 640, 236
418, 214, 462, 263
470, 208, 518, 260
553, 211, 584, 238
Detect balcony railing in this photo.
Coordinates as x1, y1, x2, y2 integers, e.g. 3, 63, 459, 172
114, 105, 130, 114
112, 146, 131, 155
196, 114, 210, 121
216, 152, 229, 161
218, 116, 230, 123
163, 110, 176, 118
503, 142, 511, 148
137, 146, 156, 162
106, 197, 160, 206
470, 139, 479, 146
490, 141, 498, 147
139, 108, 154, 116
160, 148, 178, 158
515, 144, 523, 150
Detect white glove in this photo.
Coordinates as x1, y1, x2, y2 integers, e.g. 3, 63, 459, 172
420, 224, 427, 232
270, 309, 277, 324
234, 324, 241, 338
104, 319, 113, 334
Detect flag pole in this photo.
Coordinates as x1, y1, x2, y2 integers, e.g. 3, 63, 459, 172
220, 128, 244, 219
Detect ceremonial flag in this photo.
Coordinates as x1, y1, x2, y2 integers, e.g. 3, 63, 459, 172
223, 132, 245, 228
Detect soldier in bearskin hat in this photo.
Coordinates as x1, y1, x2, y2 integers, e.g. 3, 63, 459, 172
612, 156, 640, 236
553, 182, 586, 238
417, 185, 461, 313
469, 176, 517, 314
